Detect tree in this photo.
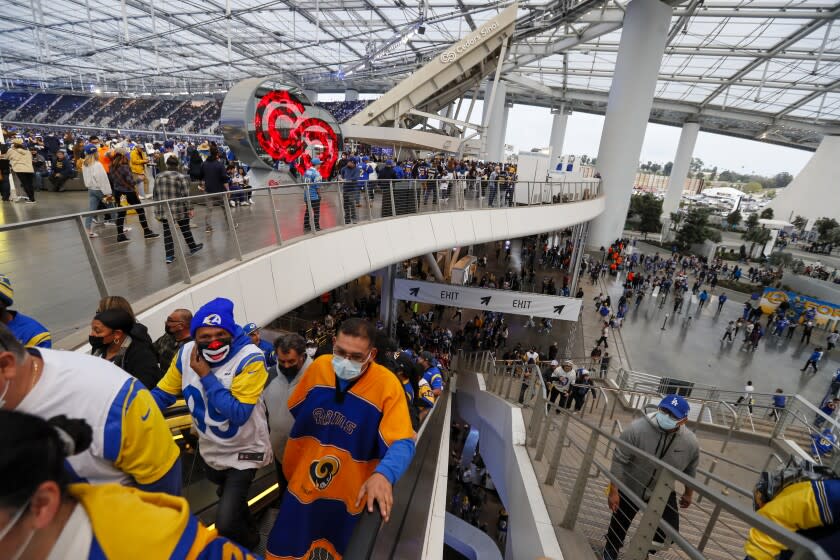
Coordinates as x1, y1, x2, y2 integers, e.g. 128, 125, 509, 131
743, 213, 771, 257
709, 166, 719, 181
726, 209, 742, 228
742, 182, 763, 194
689, 157, 704, 174
669, 211, 683, 231
580, 155, 590, 165
663, 161, 673, 176
814, 217, 840, 239
760, 208, 774, 219
634, 194, 663, 238
649, 163, 662, 174
675, 207, 717, 250
764, 189, 776, 200
719, 170, 735, 182
773, 172, 793, 188
792, 215, 807, 232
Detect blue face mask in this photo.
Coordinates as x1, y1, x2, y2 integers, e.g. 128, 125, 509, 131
332, 354, 367, 381
655, 411, 679, 431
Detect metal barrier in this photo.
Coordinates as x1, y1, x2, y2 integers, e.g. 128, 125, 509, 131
0, 177, 600, 343
455, 351, 833, 560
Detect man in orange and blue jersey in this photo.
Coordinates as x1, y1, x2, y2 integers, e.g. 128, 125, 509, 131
418, 350, 443, 397
266, 318, 416, 560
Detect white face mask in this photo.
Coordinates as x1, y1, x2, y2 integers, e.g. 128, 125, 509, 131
0, 378, 10, 409
0, 500, 35, 560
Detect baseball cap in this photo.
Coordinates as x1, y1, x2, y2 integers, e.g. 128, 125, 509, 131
84, 144, 98, 155
311, 157, 322, 165
243, 322, 259, 335
385, 159, 394, 165
419, 350, 434, 362
550, 359, 559, 367
658, 394, 690, 420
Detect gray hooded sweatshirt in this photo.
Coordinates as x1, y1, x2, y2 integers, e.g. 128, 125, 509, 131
610, 412, 700, 500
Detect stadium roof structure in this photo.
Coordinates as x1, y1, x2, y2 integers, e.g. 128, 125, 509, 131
1, 0, 839, 150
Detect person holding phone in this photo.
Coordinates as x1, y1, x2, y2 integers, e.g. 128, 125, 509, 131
151, 297, 271, 549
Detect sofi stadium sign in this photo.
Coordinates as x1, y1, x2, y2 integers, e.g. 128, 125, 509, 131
439, 21, 499, 64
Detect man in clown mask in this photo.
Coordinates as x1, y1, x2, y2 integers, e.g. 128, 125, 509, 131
151, 297, 271, 550
602, 394, 700, 560
266, 318, 416, 560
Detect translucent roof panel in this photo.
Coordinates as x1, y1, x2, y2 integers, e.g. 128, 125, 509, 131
0, 0, 836, 149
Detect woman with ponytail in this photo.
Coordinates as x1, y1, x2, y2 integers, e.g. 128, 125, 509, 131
0, 410, 259, 560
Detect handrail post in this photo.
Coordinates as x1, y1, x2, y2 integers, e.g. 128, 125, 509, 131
365, 182, 374, 221
535, 414, 553, 461
389, 180, 396, 217
164, 201, 192, 284
698, 503, 722, 552
436, 181, 442, 211
75, 216, 110, 297
337, 184, 347, 225
545, 413, 570, 485
268, 188, 283, 245
561, 428, 600, 529
222, 192, 243, 260
304, 186, 316, 234
527, 390, 546, 446
624, 469, 675, 560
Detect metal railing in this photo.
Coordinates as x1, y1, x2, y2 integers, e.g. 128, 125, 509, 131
455, 351, 832, 560
0, 177, 600, 344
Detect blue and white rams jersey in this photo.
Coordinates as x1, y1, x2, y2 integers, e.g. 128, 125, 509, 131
157, 341, 273, 470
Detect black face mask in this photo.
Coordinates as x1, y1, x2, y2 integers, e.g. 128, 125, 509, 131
277, 363, 300, 380
89, 335, 107, 349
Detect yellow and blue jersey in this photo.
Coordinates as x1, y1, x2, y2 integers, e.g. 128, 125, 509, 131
8, 310, 51, 348
266, 355, 415, 560
153, 339, 272, 471
69, 483, 259, 559
17, 349, 180, 490
423, 365, 443, 392
745, 479, 840, 560
417, 378, 436, 409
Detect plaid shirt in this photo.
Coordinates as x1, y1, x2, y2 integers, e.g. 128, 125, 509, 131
153, 170, 192, 221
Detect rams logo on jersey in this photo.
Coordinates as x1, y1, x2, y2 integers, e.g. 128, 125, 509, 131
310, 455, 341, 490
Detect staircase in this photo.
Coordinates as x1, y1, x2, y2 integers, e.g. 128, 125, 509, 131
522, 409, 753, 560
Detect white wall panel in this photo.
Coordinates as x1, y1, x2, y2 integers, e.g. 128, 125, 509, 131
490, 211, 510, 240
470, 211, 494, 242
270, 243, 317, 306
306, 235, 347, 295
239, 258, 279, 327
362, 221, 397, 269
428, 214, 457, 249
334, 227, 372, 281
452, 213, 477, 246
190, 269, 246, 325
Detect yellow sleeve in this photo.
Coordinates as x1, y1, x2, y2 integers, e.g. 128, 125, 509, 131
379, 373, 416, 446
157, 349, 185, 396
745, 481, 823, 560
229, 355, 268, 405
115, 386, 181, 485
26, 331, 51, 348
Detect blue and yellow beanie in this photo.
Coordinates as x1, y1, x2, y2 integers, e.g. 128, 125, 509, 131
0, 274, 12, 307
190, 297, 239, 338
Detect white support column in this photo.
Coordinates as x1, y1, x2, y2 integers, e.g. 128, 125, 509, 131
549, 107, 569, 161
589, 0, 673, 248
492, 101, 512, 161
303, 89, 318, 103
483, 81, 508, 161
660, 121, 700, 228
344, 88, 359, 101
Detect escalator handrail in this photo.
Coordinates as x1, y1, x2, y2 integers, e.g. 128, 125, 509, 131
344, 389, 451, 559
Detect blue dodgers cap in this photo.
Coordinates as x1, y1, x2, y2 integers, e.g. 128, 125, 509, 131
659, 394, 690, 420
243, 322, 259, 335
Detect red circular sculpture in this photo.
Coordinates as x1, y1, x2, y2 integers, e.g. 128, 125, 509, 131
254, 90, 339, 178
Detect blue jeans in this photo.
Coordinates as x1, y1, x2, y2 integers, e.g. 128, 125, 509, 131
85, 189, 107, 229
488, 183, 498, 207
204, 465, 257, 545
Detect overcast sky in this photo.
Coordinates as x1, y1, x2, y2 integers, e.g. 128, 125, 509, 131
322, 93, 814, 177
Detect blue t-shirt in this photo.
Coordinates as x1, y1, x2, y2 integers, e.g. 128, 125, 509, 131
8, 311, 51, 348
423, 366, 443, 391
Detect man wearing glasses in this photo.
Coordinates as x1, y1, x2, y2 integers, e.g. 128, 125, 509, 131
153, 308, 193, 371
266, 318, 416, 560
603, 394, 700, 560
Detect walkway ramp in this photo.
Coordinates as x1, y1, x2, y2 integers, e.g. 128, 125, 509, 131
345, 4, 518, 129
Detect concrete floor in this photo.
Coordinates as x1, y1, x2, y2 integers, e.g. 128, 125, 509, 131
595, 264, 836, 406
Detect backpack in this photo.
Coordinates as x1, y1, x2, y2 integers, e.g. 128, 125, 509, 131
753, 456, 837, 510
